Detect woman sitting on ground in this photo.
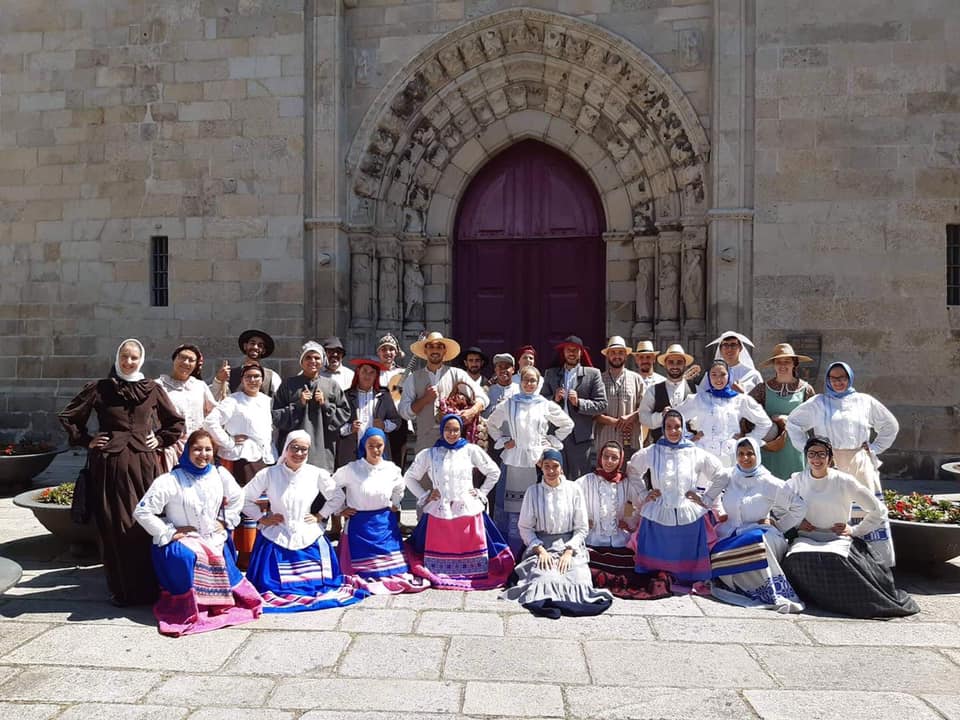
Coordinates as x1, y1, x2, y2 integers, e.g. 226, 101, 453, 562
133, 429, 262, 636
700, 437, 806, 613
500, 449, 613, 618
405, 413, 514, 590
243, 430, 368, 612
782, 436, 918, 618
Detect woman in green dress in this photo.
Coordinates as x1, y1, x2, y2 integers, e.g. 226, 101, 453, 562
749, 344, 815, 479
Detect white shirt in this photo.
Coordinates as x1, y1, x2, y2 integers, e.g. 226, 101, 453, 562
326, 459, 405, 514
576, 473, 644, 547
321, 365, 355, 391
728, 363, 763, 394
786, 392, 899, 454
379, 367, 404, 388
203, 391, 276, 463
403, 444, 500, 519
675, 392, 773, 465
518, 479, 589, 550
638, 379, 693, 429
486, 395, 574, 468
134, 466, 242, 547
242, 462, 334, 550
626, 443, 722, 526
210, 366, 280, 401
638, 371, 667, 389
786, 468, 887, 538
156, 375, 214, 437
703, 466, 806, 540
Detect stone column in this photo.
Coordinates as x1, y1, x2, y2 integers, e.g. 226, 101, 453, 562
709, 0, 755, 334
631, 234, 656, 341
655, 230, 682, 345
349, 234, 375, 328
401, 237, 426, 335
376, 235, 402, 332
681, 224, 707, 326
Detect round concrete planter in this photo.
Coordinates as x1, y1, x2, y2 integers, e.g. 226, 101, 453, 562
0, 447, 66, 492
889, 496, 960, 571
13, 487, 98, 554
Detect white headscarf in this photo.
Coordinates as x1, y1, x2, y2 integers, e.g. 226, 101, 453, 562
700, 331, 756, 390
114, 338, 146, 382
282, 429, 312, 459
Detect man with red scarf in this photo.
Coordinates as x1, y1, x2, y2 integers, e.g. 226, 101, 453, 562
541, 335, 607, 479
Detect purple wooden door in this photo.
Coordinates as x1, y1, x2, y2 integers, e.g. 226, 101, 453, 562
453, 140, 606, 364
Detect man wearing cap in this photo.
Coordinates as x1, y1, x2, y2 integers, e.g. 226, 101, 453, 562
212, 329, 280, 401
335, 357, 403, 467
594, 336, 647, 460
272, 341, 351, 472
705, 331, 763, 394
638, 344, 698, 443
541, 335, 607, 478
398, 331, 488, 453
459, 346, 490, 389
376, 333, 405, 387
484, 353, 519, 419
633, 340, 667, 389
320, 336, 354, 391
511, 344, 541, 391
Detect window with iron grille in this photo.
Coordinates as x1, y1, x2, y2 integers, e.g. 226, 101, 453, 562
150, 236, 169, 307
949, 225, 960, 306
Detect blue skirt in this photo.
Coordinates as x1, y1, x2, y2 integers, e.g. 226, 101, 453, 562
634, 516, 712, 584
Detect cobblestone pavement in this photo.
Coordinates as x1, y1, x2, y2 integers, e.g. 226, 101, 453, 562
1, 453, 958, 719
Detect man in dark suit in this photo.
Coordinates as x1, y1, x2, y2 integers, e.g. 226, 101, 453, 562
541, 335, 607, 479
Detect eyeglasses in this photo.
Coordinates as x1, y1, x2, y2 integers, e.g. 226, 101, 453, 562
243, 374, 263, 381
175, 354, 198, 363
288, 445, 310, 454
827, 374, 847, 382
719, 342, 740, 349
806, 450, 829, 459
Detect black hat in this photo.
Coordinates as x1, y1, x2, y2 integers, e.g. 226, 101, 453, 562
237, 329, 275, 358
458, 345, 488, 367
323, 336, 346, 354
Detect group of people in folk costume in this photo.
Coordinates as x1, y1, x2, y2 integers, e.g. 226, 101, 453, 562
58, 328, 916, 635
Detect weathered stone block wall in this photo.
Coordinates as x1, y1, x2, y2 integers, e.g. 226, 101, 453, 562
753, 1, 960, 475
0, 0, 306, 438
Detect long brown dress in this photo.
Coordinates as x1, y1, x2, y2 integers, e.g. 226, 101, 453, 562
59, 376, 184, 605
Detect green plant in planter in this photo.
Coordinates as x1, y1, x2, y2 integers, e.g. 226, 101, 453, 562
884, 490, 960, 525
36, 482, 75, 506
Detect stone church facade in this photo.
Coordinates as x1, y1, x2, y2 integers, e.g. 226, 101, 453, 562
1, 1, 958, 474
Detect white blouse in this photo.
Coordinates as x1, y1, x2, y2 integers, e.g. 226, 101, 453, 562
675, 392, 772, 465
156, 375, 213, 436
203, 391, 276, 463
403, 444, 500, 519
786, 468, 887, 538
626, 443, 722, 526
134, 466, 242, 547
326, 459, 405, 514
786, 392, 899, 454
486, 395, 574, 468
703, 467, 806, 540
242, 462, 334, 550
576, 473, 644, 548
518, 479, 588, 550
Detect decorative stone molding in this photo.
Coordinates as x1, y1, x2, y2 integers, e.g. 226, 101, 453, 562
349, 235, 375, 327
401, 237, 427, 326
376, 236, 402, 325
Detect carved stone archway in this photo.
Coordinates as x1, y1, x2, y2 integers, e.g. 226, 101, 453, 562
341, 8, 711, 356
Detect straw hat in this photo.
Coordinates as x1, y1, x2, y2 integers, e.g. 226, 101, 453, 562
410, 331, 461, 362
633, 340, 658, 356
657, 343, 694, 366
759, 343, 813, 368
600, 335, 629, 357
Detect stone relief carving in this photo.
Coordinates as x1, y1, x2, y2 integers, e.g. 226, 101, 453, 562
438, 45, 465, 78
349, 193, 373, 225
481, 29, 505, 59
350, 236, 375, 324
677, 29, 704, 70
378, 241, 401, 323
354, 49, 371, 87
633, 236, 655, 323
658, 252, 680, 321
402, 240, 426, 324
505, 23, 541, 54
633, 200, 656, 236
460, 36, 486, 69
681, 247, 705, 321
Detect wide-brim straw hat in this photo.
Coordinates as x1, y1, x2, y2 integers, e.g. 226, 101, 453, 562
237, 329, 275, 358
657, 343, 694, 366
600, 335, 629, 357
633, 340, 658, 356
410, 331, 461, 362
759, 343, 813, 367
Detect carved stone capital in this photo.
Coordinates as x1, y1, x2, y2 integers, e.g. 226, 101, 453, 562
349, 234, 375, 255
632, 234, 656, 259
375, 235, 401, 258
656, 230, 682, 255
401, 237, 427, 263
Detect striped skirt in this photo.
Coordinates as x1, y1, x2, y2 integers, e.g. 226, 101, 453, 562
634, 516, 712, 584
339, 508, 429, 594
407, 513, 515, 591
710, 525, 803, 613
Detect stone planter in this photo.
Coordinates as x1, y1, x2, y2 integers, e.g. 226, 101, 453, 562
889, 505, 960, 572
13, 487, 98, 555
0, 447, 66, 492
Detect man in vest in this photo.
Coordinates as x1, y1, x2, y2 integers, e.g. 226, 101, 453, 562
638, 343, 697, 442
211, 329, 280, 401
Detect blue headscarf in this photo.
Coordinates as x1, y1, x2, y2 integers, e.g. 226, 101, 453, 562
357, 426, 388, 460
540, 447, 564, 470
434, 413, 468, 450
824, 361, 855, 399
176, 443, 214, 477
656, 409, 694, 449
705, 359, 738, 399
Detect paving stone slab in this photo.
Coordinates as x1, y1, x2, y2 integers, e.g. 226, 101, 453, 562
564, 686, 754, 720
608, 595, 704, 616
186, 709, 294, 720
0, 702, 60, 720
799, 620, 960, 647
0, 621, 52, 655
743, 690, 943, 720
339, 634, 446, 679
651, 617, 811, 645
58, 705, 190, 720
2, 625, 248, 671
943, 648, 960, 666
416, 610, 504, 636
462, 589, 525, 613
911, 595, 960, 622
144, 674, 274, 708
0, 598, 156, 627
251, 607, 344, 630
268, 678, 462, 713
691, 596, 794, 618
444, 637, 588, 683
389, 590, 464, 610
584, 641, 775, 688
338, 608, 417, 634
0, 666, 161, 702
301, 714, 459, 720
223, 630, 349, 676
753, 646, 960, 692
922, 694, 960, 720
505, 612, 653, 641
462, 681, 564, 717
